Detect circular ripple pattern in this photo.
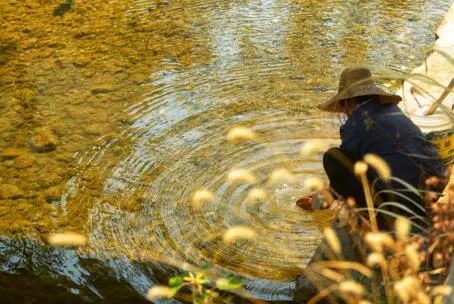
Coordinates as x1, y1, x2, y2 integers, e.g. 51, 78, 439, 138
66, 0, 451, 300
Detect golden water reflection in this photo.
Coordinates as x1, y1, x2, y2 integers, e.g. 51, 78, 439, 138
0, 0, 450, 300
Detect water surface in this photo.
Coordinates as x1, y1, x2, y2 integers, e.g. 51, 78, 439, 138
0, 0, 451, 300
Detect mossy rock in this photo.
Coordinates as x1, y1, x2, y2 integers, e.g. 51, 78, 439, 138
0, 184, 24, 199
29, 128, 57, 153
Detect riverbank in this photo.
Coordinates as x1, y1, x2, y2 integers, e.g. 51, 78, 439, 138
400, 3, 453, 150
401, 1, 454, 196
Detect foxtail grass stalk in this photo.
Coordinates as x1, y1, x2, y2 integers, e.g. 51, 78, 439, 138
355, 163, 379, 233
355, 162, 394, 304
307, 284, 338, 304
316, 261, 373, 278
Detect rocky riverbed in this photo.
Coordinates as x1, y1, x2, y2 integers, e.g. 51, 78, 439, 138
0, 0, 452, 301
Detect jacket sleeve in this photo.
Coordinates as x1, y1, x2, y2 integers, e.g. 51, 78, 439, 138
339, 114, 363, 160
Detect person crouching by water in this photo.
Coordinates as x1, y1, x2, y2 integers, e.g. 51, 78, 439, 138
297, 67, 447, 230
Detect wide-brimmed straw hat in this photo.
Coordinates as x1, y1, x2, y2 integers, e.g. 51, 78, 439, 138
318, 67, 402, 112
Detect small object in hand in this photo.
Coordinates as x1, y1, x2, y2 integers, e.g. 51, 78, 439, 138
296, 195, 314, 211
296, 193, 327, 211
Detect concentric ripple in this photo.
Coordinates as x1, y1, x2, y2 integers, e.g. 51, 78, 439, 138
63, 0, 451, 300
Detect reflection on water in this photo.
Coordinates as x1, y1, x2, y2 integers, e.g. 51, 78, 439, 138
0, 0, 451, 301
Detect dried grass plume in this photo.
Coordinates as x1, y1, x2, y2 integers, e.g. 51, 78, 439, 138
365, 232, 394, 252
48, 232, 87, 247
227, 126, 257, 142
227, 168, 257, 185
303, 177, 324, 192
268, 168, 296, 185
354, 161, 368, 176
338, 280, 365, 296
300, 140, 329, 157
364, 153, 391, 181
146, 286, 175, 300
191, 189, 215, 209
223, 226, 257, 243
395, 216, 411, 241
323, 227, 341, 255
246, 188, 267, 203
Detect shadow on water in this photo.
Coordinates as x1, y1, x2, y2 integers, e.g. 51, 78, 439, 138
0, 0, 451, 302
0, 236, 264, 303
0, 237, 152, 303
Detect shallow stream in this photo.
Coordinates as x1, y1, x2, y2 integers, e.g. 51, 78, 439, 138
0, 0, 451, 301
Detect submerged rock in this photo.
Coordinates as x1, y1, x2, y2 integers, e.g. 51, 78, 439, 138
82, 123, 108, 136
72, 56, 91, 68
14, 154, 35, 169
29, 128, 57, 153
53, 0, 73, 17
0, 184, 24, 199
38, 172, 62, 189
44, 186, 63, 203
129, 73, 149, 85
90, 84, 116, 95
0, 148, 25, 160
157, 1, 170, 8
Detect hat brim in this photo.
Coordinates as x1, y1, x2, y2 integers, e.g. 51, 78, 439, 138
317, 84, 402, 113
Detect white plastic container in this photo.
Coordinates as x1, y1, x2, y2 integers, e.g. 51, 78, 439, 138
401, 81, 453, 165
399, 4, 454, 165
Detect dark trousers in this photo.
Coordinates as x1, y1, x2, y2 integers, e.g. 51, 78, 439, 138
322, 147, 433, 231
323, 147, 366, 208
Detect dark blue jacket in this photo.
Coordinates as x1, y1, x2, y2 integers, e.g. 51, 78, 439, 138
340, 100, 445, 190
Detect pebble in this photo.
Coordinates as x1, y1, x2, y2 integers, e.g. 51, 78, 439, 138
91, 84, 116, 95
14, 154, 35, 169
82, 123, 108, 136
29, 128, 58, 153
0, 98, 12, 109
0, 117, 11, 133
66, 106, 90, 120
118, 114, 135, 126
0, 184, 24, 199
1, 148, 25, 159
73, 57, 91, 67
44, 186, 63, 203
157, 1, 170, 8
38, 172, 62, 189
129, 73, 150, 85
